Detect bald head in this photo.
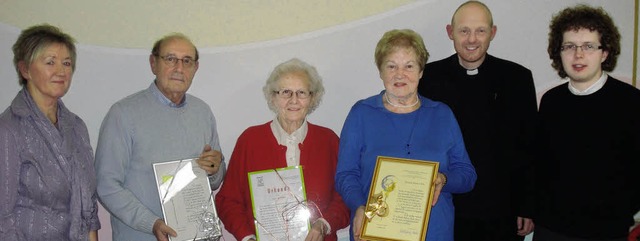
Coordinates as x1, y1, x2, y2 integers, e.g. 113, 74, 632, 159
451, 1, 494, 27
446, 0, 496, 69
151, 33, 199, 61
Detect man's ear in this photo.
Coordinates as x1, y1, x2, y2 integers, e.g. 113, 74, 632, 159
490, 25, 497, 41
600, 50, 609, 64
150, 55, 158, 75
446, 25, 454, 40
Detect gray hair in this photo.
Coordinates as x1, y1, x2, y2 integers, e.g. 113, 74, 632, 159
12, 24, 77, 86
262, 58, 325, 114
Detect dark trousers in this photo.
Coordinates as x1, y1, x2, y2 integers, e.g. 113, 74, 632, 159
454, 216, 525, 241
533, 225, 626, 241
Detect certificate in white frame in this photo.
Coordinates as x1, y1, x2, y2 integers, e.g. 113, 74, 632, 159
153, 158, 222, 241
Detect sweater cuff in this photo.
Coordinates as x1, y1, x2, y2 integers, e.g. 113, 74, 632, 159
241, 234, 257, 241
139, 214, 161, 234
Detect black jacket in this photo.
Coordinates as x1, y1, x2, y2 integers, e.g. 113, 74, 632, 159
418, 54, 537, 219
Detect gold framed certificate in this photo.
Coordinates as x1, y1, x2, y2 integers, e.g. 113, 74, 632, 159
152, 158, 222, 241
248, 166, 309, 241
361, 156, 439, 241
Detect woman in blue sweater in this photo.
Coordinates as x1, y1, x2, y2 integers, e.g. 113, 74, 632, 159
335, 29, 477, 241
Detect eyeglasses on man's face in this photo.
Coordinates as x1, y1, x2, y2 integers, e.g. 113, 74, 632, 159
560, 43, 602, 54
159, 55, 197, 68
274, 89, 312, 99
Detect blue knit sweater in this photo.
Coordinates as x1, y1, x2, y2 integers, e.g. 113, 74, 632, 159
335, 91, 477, 241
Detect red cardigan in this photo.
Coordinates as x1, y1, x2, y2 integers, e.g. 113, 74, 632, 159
215, 121, 350, 241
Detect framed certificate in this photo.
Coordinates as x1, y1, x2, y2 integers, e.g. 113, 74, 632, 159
360, 156, 439, 241
153, 158, 222, 241
248, 166, 309, 241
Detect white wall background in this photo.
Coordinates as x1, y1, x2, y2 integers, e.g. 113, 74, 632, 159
0, 1, 637, 240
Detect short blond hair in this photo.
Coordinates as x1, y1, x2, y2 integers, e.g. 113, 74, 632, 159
374, 29, 429, 71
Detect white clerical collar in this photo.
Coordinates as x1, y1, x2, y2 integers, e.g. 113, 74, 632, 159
568, 72, 608, 96
458, 57, 479, 75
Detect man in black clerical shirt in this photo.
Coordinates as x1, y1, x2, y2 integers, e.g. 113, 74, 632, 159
418, 1, 537, 241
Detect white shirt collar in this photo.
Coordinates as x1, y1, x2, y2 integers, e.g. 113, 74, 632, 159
568, 72, 608, 96
270, 117, 308, 167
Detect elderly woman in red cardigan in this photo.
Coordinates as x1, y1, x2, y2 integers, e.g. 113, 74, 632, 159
215, 58, 349, 241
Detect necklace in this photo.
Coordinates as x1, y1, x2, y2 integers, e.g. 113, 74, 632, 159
385, 93, 420, 108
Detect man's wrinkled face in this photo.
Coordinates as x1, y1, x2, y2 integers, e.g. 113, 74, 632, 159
150, 38, 199, 103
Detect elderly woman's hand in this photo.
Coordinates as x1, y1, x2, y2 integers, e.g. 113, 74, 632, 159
196, 144, 222, 175
352, 206, 366, 241
432, 173, 447, 206
304, 220, 328, 241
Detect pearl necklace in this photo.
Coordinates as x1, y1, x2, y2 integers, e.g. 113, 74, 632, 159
385, 93, 420, 108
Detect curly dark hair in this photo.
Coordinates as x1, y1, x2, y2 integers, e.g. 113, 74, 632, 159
547, 4, 620, 78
